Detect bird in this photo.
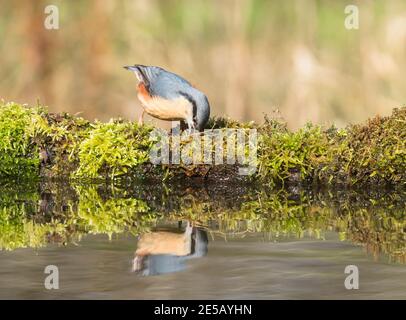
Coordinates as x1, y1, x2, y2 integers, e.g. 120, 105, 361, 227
132, 221, 208, 275
124, 64, 210, 132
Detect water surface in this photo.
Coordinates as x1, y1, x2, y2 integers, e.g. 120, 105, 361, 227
0, 181, 404, 299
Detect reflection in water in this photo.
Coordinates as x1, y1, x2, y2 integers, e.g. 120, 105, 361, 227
0, 180, 405, 298
133, 222, 208, 276
0, 180, 404, 263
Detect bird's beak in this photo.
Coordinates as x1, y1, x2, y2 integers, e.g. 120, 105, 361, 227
124, 65, 137, 71
124, 65, 146, 83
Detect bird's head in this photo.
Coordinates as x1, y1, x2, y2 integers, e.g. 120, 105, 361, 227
195, 93, 211, 131
124, 65, 162, 87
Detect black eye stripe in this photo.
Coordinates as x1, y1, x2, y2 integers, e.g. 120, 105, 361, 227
178, 91, 197, 120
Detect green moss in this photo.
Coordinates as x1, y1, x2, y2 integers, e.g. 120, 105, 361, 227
258, 121, 330, 185
206, 116, 257, 130
0, 102, 40, 177
31, 111, 92, 176
341, 108, 406, 184
74, 120, 154, 179
256, 107, 406, 187
0, 101, 404, 186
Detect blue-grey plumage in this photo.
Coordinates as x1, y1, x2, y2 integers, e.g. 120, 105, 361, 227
124, 65, 210, 132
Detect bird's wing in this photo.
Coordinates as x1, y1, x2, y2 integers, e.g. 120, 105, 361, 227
149, 71, 194, 100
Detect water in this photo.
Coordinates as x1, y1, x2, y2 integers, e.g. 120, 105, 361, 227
0, 180, 405, 299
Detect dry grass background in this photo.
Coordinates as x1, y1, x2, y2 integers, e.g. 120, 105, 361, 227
0, 0, 405, 129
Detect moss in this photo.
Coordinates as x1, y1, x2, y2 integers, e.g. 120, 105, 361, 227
337, 108, 406, 185
257, 120, 330, 186
0, 102, 40, 177
74, 120, 154, 179
0, 101, 404, 186
31, 111, 92, 176
257, 107, 406, 187
206, 116, 257, 130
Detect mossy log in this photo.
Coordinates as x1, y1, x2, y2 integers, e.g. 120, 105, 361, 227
0, 101, 405, 187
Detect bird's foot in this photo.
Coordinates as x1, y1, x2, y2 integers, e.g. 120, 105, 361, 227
138, 111, 145, 126
187, 124, 196, 135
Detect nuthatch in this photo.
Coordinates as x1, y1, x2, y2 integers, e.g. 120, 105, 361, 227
132, 221, 208, 275
124, 65, 210, 132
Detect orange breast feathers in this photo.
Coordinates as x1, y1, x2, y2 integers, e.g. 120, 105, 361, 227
136, 82, 193, 121
137, 82, 152, 101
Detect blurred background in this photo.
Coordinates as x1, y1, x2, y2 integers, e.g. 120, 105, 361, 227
0, 0, 405, 129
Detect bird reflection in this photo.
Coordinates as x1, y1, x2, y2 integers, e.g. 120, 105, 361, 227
132, 221, 208, 276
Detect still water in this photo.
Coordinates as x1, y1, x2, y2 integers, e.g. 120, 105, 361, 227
0, 181, 405, 299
